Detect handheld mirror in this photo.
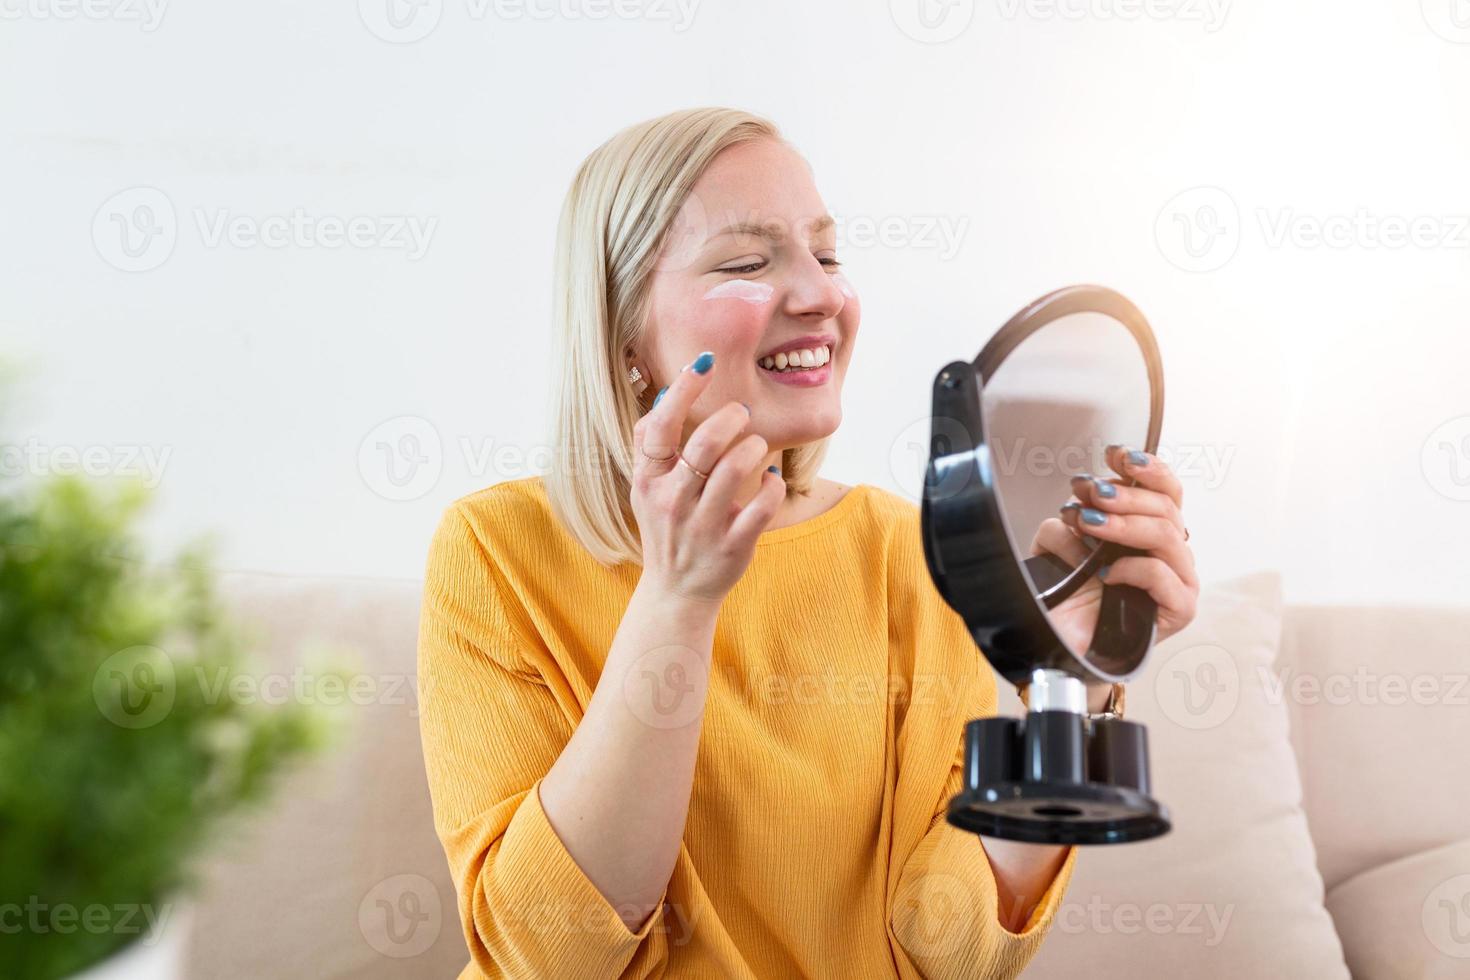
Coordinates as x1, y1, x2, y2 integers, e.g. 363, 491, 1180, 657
921, 284, 1172, 845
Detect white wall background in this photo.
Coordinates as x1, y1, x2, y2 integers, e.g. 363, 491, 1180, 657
3, 0, 1467, 607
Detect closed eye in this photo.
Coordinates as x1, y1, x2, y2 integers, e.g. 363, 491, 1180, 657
717, 260, 766, 275
717, 257, 841, 274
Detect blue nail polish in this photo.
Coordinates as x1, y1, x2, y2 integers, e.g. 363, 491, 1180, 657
1081, 507, 1108, 526
767, 465, 780, 474
1127, 450, 1149, 467
1098, 564, 1111, 581
692, 351, 715, 374
653, 386, 668, 407
1060, 501, 1081, 514
1093, 478, 1117, 499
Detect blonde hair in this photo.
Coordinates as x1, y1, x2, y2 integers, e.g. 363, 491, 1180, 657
544, 106, 831, 567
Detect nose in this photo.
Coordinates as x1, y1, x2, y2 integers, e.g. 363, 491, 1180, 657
782, 252, 846, 321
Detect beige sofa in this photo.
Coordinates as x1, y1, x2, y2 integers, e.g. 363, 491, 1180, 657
177, 570, 1470, 978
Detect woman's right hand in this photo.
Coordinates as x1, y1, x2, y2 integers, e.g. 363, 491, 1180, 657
630, 351, 786, 606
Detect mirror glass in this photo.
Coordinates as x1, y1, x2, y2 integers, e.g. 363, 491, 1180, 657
981, 312, 1151, 653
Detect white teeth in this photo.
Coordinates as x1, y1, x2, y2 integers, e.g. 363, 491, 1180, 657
759, 345, 831, 372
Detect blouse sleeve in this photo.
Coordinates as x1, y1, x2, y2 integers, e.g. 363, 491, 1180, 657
416, 503, 671, 978
884, 505, 1077, 980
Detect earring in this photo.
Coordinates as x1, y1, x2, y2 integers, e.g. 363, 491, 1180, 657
627, 364, 650, 396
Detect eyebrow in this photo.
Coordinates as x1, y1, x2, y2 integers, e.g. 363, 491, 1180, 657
707, 214, 836, 244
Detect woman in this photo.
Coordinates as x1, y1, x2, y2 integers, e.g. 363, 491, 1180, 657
416, 107, 1199, 979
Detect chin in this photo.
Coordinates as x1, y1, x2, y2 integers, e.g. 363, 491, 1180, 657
768, 402, 842, 445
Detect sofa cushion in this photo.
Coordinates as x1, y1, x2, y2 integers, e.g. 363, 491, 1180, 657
1281, 604, 1470, 891
181, 572, 469, 980
1014, 572, 1349, 977
182, 570, 1354, 978
1326, 837, 1470, 977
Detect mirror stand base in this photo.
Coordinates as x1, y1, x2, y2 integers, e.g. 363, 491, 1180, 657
946, 714, 1172, 845
947, 782, 1171, 845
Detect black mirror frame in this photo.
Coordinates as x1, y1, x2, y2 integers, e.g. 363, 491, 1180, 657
921, 284, 1166, 687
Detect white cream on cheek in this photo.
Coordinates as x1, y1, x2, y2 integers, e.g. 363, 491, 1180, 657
832, 272, 857, 301
702, 279, 775, 304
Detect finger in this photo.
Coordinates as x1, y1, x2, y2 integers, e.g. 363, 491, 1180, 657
695, 430, 769, 526
675, 401, 755, 499
1104, 445, 1183, 511
727, 466, 786, 545
1059, 504, 1196, 587
1099, 555, 1196, 627
1068, 474, 1185, 535
1029, 516, 1092, 567
634, 350, 717, 467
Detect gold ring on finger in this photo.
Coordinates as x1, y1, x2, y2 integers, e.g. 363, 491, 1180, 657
676, 453, 710, 481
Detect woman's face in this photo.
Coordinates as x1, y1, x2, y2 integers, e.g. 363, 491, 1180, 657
639, 137, 859, 454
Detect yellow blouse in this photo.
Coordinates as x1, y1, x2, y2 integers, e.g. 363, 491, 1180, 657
416, 476, 1076, 979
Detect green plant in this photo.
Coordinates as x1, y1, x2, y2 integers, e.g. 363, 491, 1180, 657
0, 474, 338, 978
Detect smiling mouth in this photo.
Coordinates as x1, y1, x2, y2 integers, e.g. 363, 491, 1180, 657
757, 344, 832, 373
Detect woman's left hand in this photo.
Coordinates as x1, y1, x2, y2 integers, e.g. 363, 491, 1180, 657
1028, 445, 1199, 651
